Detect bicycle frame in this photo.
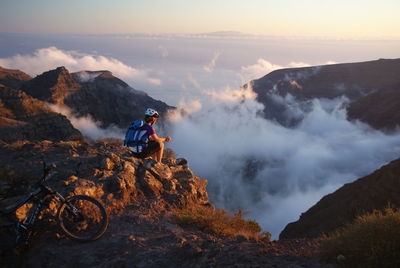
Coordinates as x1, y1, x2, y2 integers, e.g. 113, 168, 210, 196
0, 183, 66, 247
1, 164, 109, 247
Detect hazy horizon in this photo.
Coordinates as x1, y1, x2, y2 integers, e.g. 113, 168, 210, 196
1, 0, 400, 39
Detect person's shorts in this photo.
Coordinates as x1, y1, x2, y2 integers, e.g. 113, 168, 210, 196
130, 141, 161, 158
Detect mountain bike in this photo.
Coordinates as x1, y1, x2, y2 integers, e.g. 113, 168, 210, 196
0, 164, 108, 252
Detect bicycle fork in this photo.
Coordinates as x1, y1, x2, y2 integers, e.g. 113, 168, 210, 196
58, 194, 81, 217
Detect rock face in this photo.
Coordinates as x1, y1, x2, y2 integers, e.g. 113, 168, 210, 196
347, 89, 400, 130
280, 158, 400, 239
0, 85, 81, 142
21, 66, 81, 104
19, 66, 173, 128
0, 66, 32, 89
0, 139, 209, 211
67, 70, 172, 128
251, 58, 400, 130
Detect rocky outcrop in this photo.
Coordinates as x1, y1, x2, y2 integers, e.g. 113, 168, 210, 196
0, 139, 209, 210
21, 66, 81, 104
0, 66, 32, 89
251, 58, 400, 130
0, 85, 81, 142
280, 158, 400, 239
0, 139, 332, 267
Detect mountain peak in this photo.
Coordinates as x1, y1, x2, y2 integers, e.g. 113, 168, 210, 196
54, 66, 68, 73
21, 66, 81, 104
72, 70, 128, 88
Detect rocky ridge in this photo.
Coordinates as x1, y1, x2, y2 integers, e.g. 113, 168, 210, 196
251, 58, 400, 131
18, 66, 173, 129
21, 67, 81, 105
280, 157, 400, 239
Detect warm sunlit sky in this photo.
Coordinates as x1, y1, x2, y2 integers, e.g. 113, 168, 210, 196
0, 0, 399, 39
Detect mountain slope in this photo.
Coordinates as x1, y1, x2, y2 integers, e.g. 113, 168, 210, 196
68, 70, 172, 128
251, 58, 400, 130
19, 67, 173, 128
21, 66, 81, 104
0, 66, 32, 89
347, 89, 400, 130
280, 157, 400, 239
0, 85, 81, 142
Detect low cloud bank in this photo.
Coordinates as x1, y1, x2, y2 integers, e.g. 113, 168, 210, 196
167, 84, 400, 239
0, 47, 161, 87
73, 71, 103, 83
49, 104, 124, 140
240, 59, 337, 82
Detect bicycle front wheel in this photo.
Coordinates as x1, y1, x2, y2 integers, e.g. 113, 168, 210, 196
57, 195, 108, 241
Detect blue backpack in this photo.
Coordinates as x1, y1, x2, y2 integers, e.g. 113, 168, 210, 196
123, 120, 149, 153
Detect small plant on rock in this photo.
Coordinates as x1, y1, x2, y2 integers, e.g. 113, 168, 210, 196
176, 206, 270, 242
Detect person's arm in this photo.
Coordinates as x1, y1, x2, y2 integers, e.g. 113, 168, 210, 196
149, 133, 172, 143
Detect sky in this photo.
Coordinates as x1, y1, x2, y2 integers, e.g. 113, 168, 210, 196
1, 0, 400, 39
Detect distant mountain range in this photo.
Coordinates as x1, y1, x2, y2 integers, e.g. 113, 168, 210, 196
251, 58, 400, 131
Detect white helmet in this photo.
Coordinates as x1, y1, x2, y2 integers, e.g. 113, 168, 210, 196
145, 108, 159, 118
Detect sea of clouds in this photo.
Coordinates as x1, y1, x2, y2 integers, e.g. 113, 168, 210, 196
167, 85, 400, 238
1, 35, 400, 238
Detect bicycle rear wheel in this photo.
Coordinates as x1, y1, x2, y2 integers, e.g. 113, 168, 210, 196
57, 195, 108, 241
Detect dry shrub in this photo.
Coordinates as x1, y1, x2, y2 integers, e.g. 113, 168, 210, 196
176, 206, 270, 242
320, 206, 400, 268
163, 148, 176, 159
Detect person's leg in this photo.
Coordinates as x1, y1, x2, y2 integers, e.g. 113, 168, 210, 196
157, 142, 164, 162
150, 142, 164, 162
146, 141, 163, 162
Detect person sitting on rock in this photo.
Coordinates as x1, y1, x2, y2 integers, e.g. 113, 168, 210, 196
124, 108, 172, 162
